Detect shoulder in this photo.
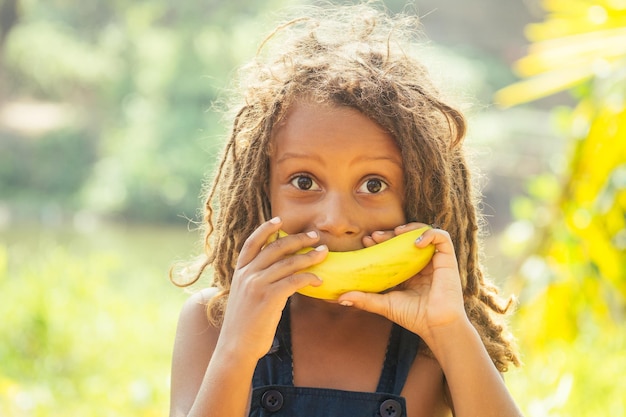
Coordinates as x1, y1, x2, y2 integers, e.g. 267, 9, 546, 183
170, 288, 221, 416
179, 287, 219, 316
175, 287, 221, 339
172, 287, 222, 365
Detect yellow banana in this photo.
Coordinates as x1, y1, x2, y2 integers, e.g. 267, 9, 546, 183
268, 226, 435, 300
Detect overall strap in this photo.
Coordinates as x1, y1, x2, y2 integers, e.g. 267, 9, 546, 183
253, 298, 421, 395
252, 301, 294, 387
376, 324, 421, 395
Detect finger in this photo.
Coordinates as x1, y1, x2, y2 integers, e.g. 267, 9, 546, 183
394, 222, 430, 235
237, 216, 284, 268
370, 230, 395, 244
272, 271, 325, 299
362, 235, 376, 248
415, 228, 459, 270
264, 244, 328, 284
265, 229, 321, 255
240, 222, 321, 271
364, 222, 428, 247
337, 291, 392, 318
363, 223, 429, 248
257, 230, 323, 273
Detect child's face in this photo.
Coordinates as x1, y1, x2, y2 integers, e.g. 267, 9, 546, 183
269, 101, 406, 251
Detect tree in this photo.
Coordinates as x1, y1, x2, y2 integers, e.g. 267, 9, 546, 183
0, 0, 292, 223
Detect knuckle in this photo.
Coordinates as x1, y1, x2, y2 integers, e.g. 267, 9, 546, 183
233, 270, 254, 289
280, 252, 302, 269
269, 235, 290, 251
240, 235, 258, 255
287, 272, 316, 290
285, 273, 300, 286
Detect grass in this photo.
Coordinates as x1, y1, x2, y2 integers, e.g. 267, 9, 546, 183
0, 223, 198, 416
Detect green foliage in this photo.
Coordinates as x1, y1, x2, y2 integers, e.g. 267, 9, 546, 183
5, 19, 122, 98
0, 226, 194, 416
0, 128, 97, 204
1, 0, 295, 223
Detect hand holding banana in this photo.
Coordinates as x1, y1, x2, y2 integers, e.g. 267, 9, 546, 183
268, 226, 435, 300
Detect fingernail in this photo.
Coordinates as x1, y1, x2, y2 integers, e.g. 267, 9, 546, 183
340, 300, 353, 307
307, 230, 318, 239
373, 231, 385, 236
315, 244, 328, 252
270, 216, 281, 224
415, 236, 423, 243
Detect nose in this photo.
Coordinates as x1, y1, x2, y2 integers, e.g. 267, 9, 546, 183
315, 191, 361, 237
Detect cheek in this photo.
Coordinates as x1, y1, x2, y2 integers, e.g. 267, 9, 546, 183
269, 190, 298, 214
267, 168, 281, 214
385, 191, 407, 225
267, 186, 295, 220
263, 162, 278, 208
260, 184, 272, 220
391, 200, 408, 225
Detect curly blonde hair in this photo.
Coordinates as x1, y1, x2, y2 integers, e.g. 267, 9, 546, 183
173, 3, 520, 372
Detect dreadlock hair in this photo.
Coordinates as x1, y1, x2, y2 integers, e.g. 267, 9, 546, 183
172, 3, 520, 372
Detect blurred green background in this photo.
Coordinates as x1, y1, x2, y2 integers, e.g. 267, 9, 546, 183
1, 0, 625, 415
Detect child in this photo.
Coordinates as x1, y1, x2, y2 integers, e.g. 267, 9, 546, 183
169, 4, 523, 417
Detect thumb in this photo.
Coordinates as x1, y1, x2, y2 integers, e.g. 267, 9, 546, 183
338, 291, 392, 318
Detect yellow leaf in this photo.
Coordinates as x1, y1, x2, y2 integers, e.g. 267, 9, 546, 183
516, 27, 626, 76
527, 2, 626, 41
494, 66, 592, 107
518, 281, 579, 345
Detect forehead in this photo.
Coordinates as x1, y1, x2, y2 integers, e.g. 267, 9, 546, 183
271, 100, 395, 149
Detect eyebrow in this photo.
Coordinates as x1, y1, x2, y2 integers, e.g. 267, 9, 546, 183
275, 152, 323, 164
275, 152, 403, 169
357, 155, 404, 168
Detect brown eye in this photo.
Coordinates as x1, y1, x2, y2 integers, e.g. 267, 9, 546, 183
290, 175, 319, 191
366, 179, 382, 193
298, 176, 312, 190
357, 178, 387, 194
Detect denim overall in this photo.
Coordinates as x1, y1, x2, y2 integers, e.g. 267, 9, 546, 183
250, 300, 421, 417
